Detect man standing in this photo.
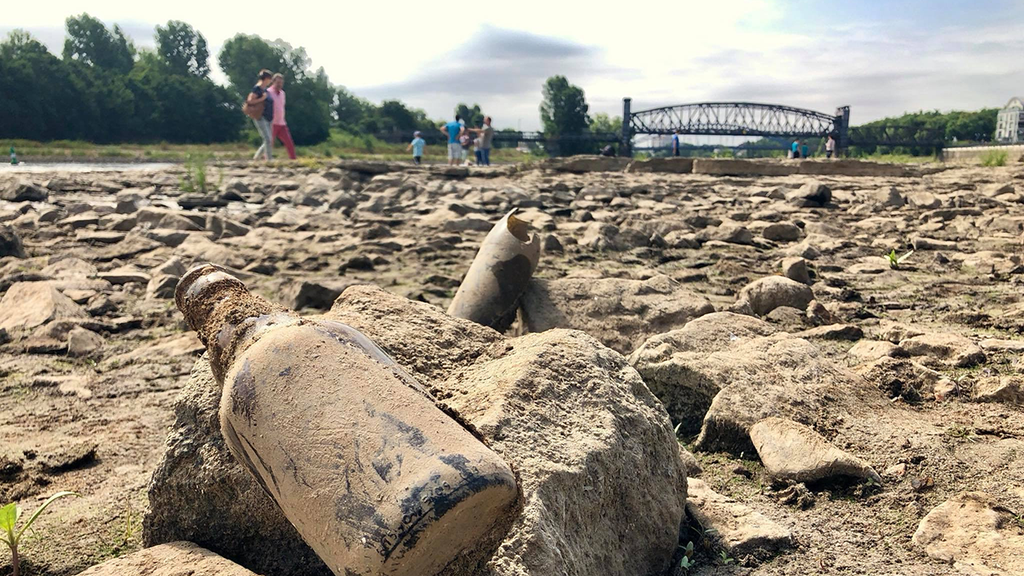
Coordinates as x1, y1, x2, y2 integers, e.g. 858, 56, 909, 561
825, 134, 836, 159
791, 139, 800, 159
470, 116, 495, 166
672, 130, 680, 157
440, 114, 465, 166
268, 74, 297, 160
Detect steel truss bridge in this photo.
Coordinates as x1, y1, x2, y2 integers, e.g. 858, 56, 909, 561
374, 100, 948, 155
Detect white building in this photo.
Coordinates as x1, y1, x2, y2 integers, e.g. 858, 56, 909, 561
996, 97, 1024, 143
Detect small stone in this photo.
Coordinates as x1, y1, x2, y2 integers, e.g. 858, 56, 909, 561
795, 324, 864, 341
38, 441, 97, 473
543, 234, 564, 253
737, 276, 815, 316
883, 463, 907, 478
340, 255, 375, 272
685, 478, 793, 557
0, 282, 85, 332
873, 186, 905, 207
762, 222, 803, 242
749, 417, 881, 484
97, 266, 150, 285
67, 326, 104, 357
781, 257, 811, 285
147, 274, 180, 299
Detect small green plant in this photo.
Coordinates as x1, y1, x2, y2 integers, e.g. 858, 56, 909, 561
718, 550, 735, 565
180, 153, 210, 193
886, 249, 914, 269
981, 150, 1008, 167
1, 491, 79, 576
679, 541, 695, 571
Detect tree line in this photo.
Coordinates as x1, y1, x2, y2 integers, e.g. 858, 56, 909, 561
0, 14, 611, 153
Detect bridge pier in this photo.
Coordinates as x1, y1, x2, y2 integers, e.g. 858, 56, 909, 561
621, 97, 632, 157
835, 106, 850, 156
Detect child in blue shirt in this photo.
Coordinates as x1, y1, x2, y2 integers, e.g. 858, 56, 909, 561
407, 131, 426, 165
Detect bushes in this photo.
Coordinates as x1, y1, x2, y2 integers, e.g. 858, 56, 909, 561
981, 150, 1008, 167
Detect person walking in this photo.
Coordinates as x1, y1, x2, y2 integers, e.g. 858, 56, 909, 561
672, 130, 680, 157
791, 139, 800, 159
440, 114, 464, 166
247, 69, 275, 161
801, 141, 809, 159
825, 134, 836, 159
407, 131, 426, 165
268, 73, 297, 160
469, 116, 495, 166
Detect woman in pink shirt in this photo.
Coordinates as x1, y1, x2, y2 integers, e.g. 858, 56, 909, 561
268, 73, 297, 160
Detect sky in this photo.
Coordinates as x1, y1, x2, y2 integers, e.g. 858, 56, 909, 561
5, 0, 1024, 131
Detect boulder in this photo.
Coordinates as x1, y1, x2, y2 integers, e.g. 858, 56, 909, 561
521, 274, 715, 354
873, 186, 905, 207
0, 225, 26, 258
912, 492, 1024, 575
629, 313, 881, 452
748, 418, 880, 484
786, 183, 832, 207
2, 180, 48, 202
685, 479, 792, 558
78, 541, 260, 576
147, 286, 687, 576
899, 332, 986, 368
973, 376, 1024, 404
0, 282, 85, 332
737, 276, 814, 316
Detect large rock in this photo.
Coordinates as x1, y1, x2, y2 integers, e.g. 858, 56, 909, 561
2, 180, 48, 202
685, 479, 792, 558
521, 274, 715, 354
737, 276, 814, 316
78, 541, 260, 576
912, 492, 1024, 575
629, 313, 881, 452
0, 282, 85, 332
749, 418, 880, 484
899, 332, 986, 368
786, 182, 832, 207
146, 285, 687, 576
0, 225, 26, 258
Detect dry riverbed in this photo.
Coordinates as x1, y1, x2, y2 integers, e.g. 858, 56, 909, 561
0, 157, 1022, 575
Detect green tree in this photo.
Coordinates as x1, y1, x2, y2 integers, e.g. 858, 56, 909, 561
590, 113, 621, 135
539, 75, 591, 155
0, 30, 85, 141
155, 20, 210, 78
456, 103, 484, 127
335, 87, 372, 131
62, 13, 135, 73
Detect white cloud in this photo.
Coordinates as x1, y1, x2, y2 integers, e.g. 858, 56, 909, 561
3, 0, 1022, 131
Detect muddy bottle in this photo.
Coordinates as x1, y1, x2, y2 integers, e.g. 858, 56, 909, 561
175, 264, 518, 576
447, 209, 540, 331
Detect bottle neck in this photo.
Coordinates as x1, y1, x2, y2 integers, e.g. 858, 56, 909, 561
176, 265, 282, 381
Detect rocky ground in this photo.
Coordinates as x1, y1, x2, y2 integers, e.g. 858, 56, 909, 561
0, 157, 1022, 575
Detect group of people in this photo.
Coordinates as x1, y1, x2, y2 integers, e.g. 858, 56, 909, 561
790, 134, 838, 159
407, 114, 496, 166
247, 69, 297, 161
